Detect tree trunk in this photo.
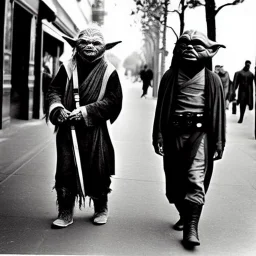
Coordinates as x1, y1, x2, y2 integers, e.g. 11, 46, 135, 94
153, 26, 160, 97
180, 10, 185, 36
205, 0, 216, 70
160, 0, 168, 78
179, 0, 185, 36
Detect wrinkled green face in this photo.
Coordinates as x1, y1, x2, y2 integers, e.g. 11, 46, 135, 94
76, 28, 106, 62
175, 30, 224, 62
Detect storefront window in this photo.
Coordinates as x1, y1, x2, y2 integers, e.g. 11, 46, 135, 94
4, 1, 13, 77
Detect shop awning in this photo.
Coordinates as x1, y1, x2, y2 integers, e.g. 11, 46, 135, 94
40, 0, 57, 22
41, 0, 57, 14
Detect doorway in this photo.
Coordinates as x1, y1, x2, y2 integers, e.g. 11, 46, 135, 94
10, 3, 32, 119
41, 31, 63, 114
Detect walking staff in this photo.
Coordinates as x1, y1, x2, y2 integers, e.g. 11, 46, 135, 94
70, 66, 85, 197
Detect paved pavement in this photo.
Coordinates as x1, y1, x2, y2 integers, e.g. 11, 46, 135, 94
1, 77, 256, 255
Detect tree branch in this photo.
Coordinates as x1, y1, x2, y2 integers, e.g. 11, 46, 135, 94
215, 1, 244, 16
166, 25, 179, 41
187, 0, 205, 8
182, 4, 188, 12
168, 9, 181, 15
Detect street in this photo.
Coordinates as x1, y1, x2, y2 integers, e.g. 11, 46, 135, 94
0, 76, 256, 256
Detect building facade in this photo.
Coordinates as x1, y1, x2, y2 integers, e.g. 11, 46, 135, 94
0, 0, 93, 129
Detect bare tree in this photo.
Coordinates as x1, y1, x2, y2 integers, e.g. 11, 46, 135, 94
132, 0, 167, 94
133, 0, 174, 77
188, 0, 245, 41
169, 0, 195, 36
187, 0, 245, 69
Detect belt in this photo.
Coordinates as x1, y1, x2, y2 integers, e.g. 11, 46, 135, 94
171, 112, 205, 131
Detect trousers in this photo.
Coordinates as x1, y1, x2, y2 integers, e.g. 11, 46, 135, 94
181, 134, 206, 205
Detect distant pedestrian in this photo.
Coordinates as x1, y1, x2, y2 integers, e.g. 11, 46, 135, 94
152, 30, 226, 247
214, 65, 221, 74
233, 60, 254, 123
140, 64, 153, 98
218, 65, 232, 109
46, 25, 122, 228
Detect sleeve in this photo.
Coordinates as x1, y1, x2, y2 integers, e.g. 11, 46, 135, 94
223, 73, 230, 100
233, 72, 239, 92
152, 70, 170, 146
140, 70, 144, 80
84, 70, 123, 126
227, 79, 234, 102
213, 74, 226, 158
47, 65, 68, 116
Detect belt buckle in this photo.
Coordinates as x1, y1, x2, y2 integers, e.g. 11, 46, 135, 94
186, 113, 193, 127
173, 120, 179, 127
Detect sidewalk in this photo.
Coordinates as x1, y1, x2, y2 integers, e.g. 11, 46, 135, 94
0, 78, 256, 255
0, 118, 54, 183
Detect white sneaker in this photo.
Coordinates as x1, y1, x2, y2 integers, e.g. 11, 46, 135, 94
52, 217, 73, 228
93, 210, 108, 225
52, 210, 74, 228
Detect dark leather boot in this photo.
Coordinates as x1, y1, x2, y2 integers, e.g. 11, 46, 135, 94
93, 195, 108, 225
52, 188, 75, 228
183, 200, 203, 247
173, 202, 184, 231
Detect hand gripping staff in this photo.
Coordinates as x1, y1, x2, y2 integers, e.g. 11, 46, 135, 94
70, 66, 85, 197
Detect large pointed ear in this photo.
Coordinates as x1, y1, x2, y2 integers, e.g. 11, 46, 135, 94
62, 35, 76, 48
106, 41, 122, 50
208, 44, 226, 58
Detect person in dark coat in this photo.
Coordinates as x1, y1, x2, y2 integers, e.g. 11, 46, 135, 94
152, 30, 226, 247
215, 65, 234, 108
140, 64, 153, 98
46, 25, 122, 228
233, 60, 254, 123
218, 66, 232, 109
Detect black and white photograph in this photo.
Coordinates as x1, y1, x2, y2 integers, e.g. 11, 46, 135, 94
0, 0, 256, 255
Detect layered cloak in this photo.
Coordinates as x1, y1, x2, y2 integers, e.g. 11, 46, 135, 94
47, 58, 122, 200
152, 67, 226, 203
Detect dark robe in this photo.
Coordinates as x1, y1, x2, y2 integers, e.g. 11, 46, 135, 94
152, 67, 226, 203
47, 58, 122, 201
233, 69, 254, 110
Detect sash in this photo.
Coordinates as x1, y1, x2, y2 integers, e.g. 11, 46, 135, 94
63, 58, 115, 106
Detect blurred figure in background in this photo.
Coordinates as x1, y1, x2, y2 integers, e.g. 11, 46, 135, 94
214, 65, 221, 74
233, 60, 254, 123
140, 64, 153, 98
218, 65, 232, 109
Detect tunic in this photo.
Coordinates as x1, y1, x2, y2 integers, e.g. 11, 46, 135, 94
175, 69, 206, 204
175, 68, 205, 113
